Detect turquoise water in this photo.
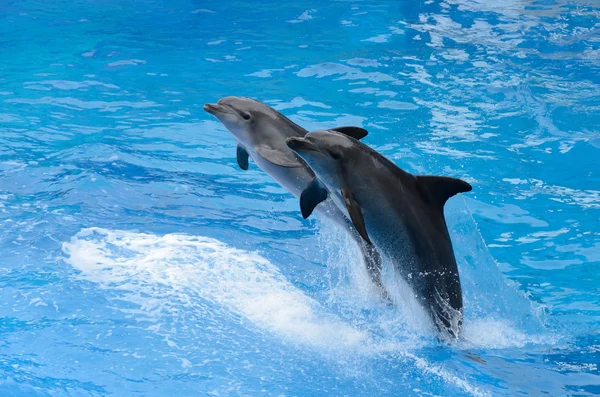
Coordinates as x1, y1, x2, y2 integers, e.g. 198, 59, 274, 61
1, 0, 599, 395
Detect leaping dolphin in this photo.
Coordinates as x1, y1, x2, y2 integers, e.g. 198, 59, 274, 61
203, 97, 388, 299
286, 130, 472, 339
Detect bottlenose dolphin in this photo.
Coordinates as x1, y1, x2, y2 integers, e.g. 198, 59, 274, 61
286, 130, 472, 339
203, 97, 388, 298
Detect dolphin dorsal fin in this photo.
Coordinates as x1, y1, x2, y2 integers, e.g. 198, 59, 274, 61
416, 176, 472, 208
329, 126, 368, 140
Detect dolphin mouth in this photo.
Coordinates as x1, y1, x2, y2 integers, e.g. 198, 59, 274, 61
203, 103, 230, 115
286, 137, 321, 154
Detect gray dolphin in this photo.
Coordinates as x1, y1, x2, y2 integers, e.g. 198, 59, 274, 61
286, 130, 472, 339
203, 97, 388, 299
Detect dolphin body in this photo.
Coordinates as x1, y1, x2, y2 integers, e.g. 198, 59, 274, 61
286, 130, 472, 339
203, 97, 388, 298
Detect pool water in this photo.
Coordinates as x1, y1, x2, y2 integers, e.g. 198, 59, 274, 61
1, 0, 599, 396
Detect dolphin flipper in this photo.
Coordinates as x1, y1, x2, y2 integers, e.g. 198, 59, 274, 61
300, 178, 328, 219
256, 144, 303, 168
330, 126, 368, 140
236, 144, 249, 170
416, 176, 472, 208
341, 187, 371, 244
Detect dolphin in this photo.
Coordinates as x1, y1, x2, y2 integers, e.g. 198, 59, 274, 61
286, 130, 472, 339
203, 96, 389, 299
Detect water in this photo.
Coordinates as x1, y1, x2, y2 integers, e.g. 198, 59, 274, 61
1, 0, 599, 395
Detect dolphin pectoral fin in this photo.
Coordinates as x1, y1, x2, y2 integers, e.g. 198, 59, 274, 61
416, 175, 472, 208
255, 144, 303, 168
341, 188, 371, 244
329, 126, 368, 140
236, 144, 249, 170
300, 178, 328, 219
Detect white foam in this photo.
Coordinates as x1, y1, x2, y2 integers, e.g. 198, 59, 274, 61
62, 227, 488, 396
62, 227, 366, 351
461, 318, 559, 349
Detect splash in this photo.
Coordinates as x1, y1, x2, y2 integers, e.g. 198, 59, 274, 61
316, 218, 433, 337
317, 196, 554, 349
62, 228, 367, 351
61, 195, 557, 397
445, 197, 552, 343
62, 227, 489, 396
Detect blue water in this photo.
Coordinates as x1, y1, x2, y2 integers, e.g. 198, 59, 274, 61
1, 0, 599, 395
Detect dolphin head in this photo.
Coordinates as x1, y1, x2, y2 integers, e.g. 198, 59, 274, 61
204, 96, 262, 147
204, 96, 306, 149
286, 130, 355, 188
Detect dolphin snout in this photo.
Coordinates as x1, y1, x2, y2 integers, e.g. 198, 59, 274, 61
286, 137, 320, 153
203, 103, 227, 115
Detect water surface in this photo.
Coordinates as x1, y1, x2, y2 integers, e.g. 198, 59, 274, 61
1, 0, 599, 395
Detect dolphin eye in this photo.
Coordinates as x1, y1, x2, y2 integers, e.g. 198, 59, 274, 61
241, 112, 251, 120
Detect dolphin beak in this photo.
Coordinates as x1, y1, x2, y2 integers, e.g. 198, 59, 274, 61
286, 137, 320, 153
203, 103, 227, 115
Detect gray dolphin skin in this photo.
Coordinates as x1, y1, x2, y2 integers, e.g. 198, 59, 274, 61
286, 130, 472, 339
203, 97, 388, 298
